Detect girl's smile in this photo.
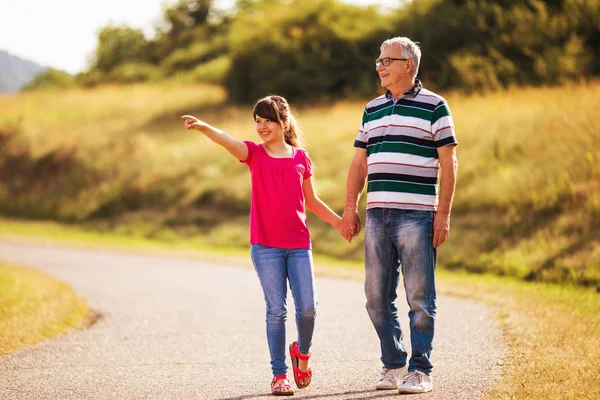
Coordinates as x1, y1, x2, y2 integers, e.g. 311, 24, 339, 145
255, 116, 284, 142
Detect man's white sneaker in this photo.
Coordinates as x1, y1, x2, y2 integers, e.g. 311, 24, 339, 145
375, 368, 400, 390
397, 371, 433, 394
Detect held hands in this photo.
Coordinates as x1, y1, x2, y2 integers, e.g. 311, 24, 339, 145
338, 210, 361, 243
337, 210, 451, 246
338, 210, 450, 246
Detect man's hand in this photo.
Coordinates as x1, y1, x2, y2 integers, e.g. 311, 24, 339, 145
433, 212, 450, 248
339, 210, 361, 242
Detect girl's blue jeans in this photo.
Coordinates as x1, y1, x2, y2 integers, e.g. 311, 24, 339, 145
250, 244, 318, 377
364, 208, 437, 374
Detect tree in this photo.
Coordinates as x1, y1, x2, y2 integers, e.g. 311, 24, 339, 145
164, 0, 212, 38
151, 0, 220, 63
93, 25, 149, 74
226, 0, 389, 102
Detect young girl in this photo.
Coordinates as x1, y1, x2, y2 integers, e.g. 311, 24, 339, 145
182, 95, 347, 396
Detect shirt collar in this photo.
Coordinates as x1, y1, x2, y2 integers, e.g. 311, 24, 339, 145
385, 79, 422, 101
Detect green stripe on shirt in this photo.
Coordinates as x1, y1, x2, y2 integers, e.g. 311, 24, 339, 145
364, 104, 433, 124
367, 181, 438, 196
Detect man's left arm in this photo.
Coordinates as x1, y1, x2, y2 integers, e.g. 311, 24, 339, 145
433, 144, 458, 248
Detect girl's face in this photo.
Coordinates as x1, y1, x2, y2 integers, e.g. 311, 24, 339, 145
255, 115, 285, 144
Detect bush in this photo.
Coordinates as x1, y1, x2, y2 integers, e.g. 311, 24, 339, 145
189, 55, 231, 84
22, 68, 75, 91
74, 69, 105, 88
93, 25, 149, 73
160, 32, 227, 74
109, 62, 163, 83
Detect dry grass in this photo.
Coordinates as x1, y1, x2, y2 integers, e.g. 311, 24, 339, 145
0, 262, 91, 355
438, 271, 600, 400
0, 82, 599, 286
441, 82, 600, 286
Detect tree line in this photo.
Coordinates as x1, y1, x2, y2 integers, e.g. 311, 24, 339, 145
26, 0, 600, 102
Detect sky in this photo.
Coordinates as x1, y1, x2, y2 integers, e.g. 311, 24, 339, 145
0, 0, 398, 75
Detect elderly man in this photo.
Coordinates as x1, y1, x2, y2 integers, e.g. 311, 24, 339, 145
339, 36, 458, 394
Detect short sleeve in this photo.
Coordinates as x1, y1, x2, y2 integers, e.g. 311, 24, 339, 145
353, 108, 368, 149
301, 149, 313, 179
431, 101, 458, 148
241, 140, 256, 165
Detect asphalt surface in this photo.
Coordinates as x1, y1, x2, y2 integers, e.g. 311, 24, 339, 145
0, 240, 506, 399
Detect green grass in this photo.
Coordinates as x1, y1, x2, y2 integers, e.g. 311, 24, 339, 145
0, 261, 91, 355
0, 81, 599, 288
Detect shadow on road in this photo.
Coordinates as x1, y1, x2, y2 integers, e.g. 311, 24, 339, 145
218, 388, 403, 400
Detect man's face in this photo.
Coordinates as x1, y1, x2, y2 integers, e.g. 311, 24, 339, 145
376, 46, 411, 90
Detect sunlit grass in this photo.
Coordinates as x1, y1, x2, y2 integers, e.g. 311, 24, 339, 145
4, 86, 182, 156
1, 81, 599, 286
0, 262, 91, 355
439, 271, 600, 400
449, 82, 599, 208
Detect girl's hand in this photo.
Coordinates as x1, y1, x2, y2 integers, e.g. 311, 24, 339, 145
181, 115, 205, 131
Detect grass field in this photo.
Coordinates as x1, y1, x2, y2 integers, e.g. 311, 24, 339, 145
0, 81, 598, 288
441, 271, 600, 400
0, 262, 91, 355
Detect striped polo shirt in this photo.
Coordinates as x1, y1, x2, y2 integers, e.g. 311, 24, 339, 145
354, 79, 457, 211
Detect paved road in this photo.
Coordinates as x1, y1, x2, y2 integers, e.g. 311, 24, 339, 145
0, 240, 505, 399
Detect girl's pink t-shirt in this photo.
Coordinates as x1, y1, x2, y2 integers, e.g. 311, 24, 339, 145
242, 140, 313, 249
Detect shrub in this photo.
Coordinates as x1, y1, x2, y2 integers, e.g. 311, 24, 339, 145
22, 68, 75, 91
109, 62, 163, 83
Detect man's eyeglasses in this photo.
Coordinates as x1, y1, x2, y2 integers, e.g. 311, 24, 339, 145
375, 57, 409, 67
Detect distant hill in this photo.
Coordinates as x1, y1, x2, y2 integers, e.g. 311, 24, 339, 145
0, 50, 45, 93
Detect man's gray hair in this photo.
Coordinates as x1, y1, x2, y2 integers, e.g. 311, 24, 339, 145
380, 37, 421, 77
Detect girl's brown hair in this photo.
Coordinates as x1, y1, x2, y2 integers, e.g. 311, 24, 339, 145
252, 95, 303, 148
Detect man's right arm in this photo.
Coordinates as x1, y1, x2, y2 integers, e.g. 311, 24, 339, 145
340, 148, 368, 239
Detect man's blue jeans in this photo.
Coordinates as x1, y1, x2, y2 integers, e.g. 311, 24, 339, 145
364, 208, 437, 374
250, 244, 317, 377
